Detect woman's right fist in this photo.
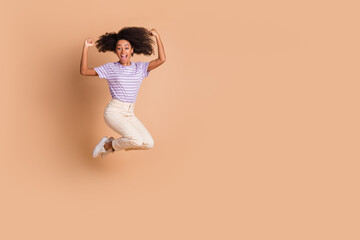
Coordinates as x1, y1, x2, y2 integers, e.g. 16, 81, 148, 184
84, 38, 94, 47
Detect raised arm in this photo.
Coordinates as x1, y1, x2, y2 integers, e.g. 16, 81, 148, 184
80, 38, 98, 76
147, 29, 166, 72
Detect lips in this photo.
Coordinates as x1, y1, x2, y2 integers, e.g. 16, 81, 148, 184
121, 55, 127, 60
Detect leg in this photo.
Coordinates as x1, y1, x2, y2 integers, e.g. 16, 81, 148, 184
104, 111, 144, 151
124, 115, 154, 151
104, 137, 115, 151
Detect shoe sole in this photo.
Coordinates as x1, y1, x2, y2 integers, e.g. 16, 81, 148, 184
93, 136, 108, 158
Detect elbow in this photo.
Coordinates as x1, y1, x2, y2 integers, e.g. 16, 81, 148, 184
157, 57, 166, 63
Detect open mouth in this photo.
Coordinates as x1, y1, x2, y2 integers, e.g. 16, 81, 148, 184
121, 55, 127, 60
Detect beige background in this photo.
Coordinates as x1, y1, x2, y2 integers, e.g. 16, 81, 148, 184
1, 0, 359, 239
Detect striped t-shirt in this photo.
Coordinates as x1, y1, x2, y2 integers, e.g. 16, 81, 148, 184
94, 61, 151, 103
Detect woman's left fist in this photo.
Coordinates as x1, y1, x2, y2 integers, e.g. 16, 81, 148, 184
149, 28, 159, 37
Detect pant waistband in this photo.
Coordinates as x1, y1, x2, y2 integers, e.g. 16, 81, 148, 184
108, 98, 135, 111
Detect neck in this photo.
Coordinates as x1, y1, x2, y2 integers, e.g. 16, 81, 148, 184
119, 61, 131, 66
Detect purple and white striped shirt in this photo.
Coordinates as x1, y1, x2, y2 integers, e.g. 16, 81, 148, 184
94, 61, 151, 103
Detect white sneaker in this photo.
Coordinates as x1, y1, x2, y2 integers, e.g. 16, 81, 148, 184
92, 136, 108, 158
101, 137, 115, 158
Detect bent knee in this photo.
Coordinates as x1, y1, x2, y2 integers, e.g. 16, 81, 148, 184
143, 139, 154, 149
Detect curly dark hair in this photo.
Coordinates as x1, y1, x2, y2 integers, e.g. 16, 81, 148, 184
95, 27, 155, 57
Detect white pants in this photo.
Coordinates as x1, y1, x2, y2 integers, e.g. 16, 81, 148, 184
103, 98, 154, 151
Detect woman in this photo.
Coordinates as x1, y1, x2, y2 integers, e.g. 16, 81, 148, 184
80, 27, 166, 158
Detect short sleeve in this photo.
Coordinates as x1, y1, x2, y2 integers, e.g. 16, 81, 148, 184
142, 61, 150, 78
94, 63, 109, 79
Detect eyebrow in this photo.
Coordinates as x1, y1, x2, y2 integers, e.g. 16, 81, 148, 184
116, 44, 130, 46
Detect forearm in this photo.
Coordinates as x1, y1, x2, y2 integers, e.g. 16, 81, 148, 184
80, 46, 89, 74
155, 35, 166, 62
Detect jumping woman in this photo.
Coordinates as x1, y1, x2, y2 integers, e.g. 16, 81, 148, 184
80, 27, 166, 158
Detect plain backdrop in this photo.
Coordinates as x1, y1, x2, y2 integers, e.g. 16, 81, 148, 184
1, 0, 360, 239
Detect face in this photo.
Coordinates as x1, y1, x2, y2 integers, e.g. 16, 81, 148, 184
116, 39, 133, 64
